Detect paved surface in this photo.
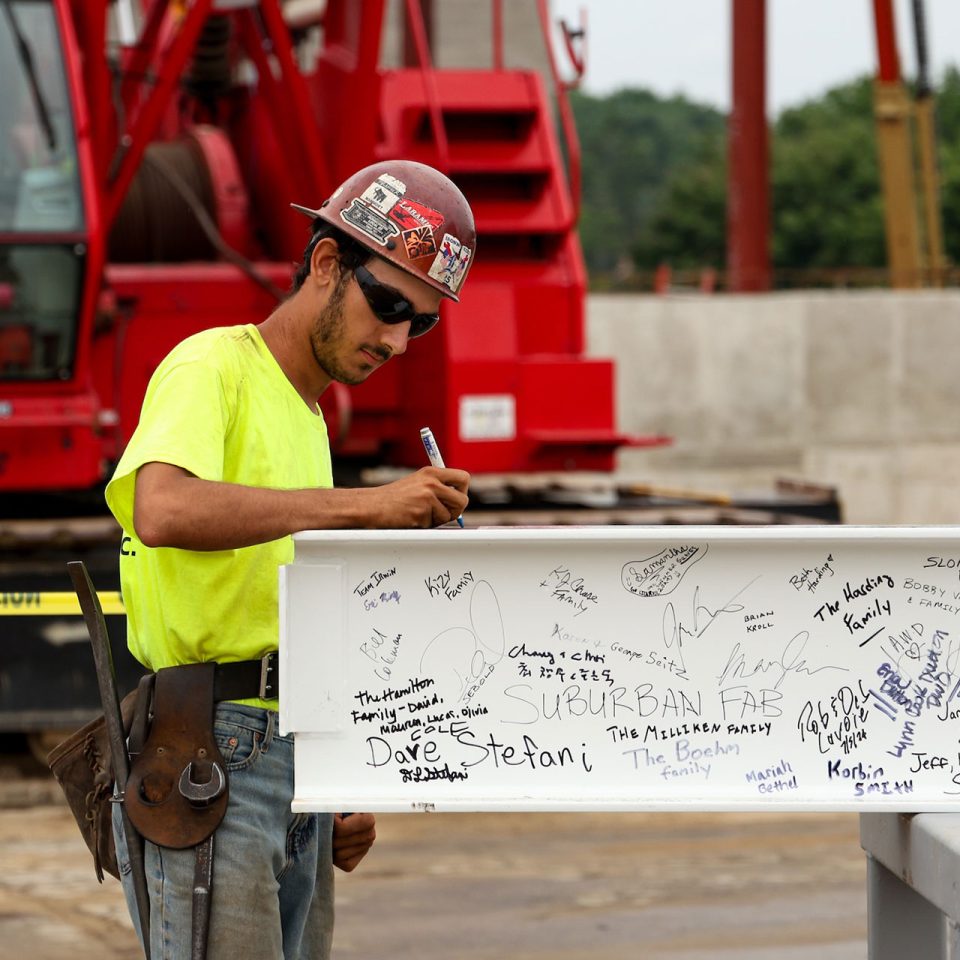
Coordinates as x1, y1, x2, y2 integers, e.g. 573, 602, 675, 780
0, 760, 867, 959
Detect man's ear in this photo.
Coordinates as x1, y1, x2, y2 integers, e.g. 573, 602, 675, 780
309, 237, 342, 288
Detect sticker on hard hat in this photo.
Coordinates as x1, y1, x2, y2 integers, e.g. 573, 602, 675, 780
428, 233, 472, 293
401, 225, 438, 259
340, 174, 407, 246
389, 197, 444, 234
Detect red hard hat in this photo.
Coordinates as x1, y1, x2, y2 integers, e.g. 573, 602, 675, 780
292, 160, 476, 302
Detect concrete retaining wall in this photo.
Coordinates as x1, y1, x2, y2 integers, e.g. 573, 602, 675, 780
586, 291, 960, 524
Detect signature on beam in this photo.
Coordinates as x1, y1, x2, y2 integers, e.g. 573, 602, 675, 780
661, 577, 759, 674
420, 580, 506, 704
717, 630, 849, 690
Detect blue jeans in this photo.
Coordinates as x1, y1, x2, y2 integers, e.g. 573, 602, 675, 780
114, 703, 334, 960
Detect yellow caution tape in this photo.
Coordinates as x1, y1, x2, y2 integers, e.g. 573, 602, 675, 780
0, 591, 125, 616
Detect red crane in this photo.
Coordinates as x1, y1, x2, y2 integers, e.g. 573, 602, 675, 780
0, 0, 663, 499
0, 0, 665, 739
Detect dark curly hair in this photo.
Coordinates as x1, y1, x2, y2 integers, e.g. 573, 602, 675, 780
289, 220, 373, 295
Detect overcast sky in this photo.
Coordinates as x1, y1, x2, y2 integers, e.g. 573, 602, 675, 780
550, 0, 960, 114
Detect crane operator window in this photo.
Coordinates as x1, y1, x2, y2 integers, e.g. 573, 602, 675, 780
0, 1, 83, 381
0, 0, 83, 232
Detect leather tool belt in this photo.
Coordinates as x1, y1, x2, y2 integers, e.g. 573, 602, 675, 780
47, 652, 279, 873
122, 652, 278, 850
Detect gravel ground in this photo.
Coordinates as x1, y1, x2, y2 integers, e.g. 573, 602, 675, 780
0, 754, 867, 960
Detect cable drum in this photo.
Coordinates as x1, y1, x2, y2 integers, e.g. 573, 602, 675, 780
108, 138, 218, 263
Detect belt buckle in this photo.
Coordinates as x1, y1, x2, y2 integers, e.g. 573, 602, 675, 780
259, 652, 277, 699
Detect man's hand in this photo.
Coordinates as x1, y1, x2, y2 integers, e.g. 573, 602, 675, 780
332, 812, 377, 872
371, 466, 469, 528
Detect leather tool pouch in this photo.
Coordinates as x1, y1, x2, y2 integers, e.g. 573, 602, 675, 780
125, 663, 229, 849
47, 687, 140, 882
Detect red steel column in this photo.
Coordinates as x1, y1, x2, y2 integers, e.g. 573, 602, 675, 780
727, 0, 770, 292
873, 0, 901, 82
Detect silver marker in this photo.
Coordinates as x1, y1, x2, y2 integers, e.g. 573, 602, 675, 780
419, 426, 465, 528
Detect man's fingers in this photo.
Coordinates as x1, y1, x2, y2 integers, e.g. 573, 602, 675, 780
334, 839, 374, 860
332, 812, 376, 872
333, 812, 376, 843
431, 493, 467, 526
334, 851, 368, 873
412, 468, 468, 526
379, 468, 470, 528
423, 465, 470, 493
333, 825, 376, 847
434, 483, 468, 514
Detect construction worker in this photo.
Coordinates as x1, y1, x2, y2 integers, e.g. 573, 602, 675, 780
105, 160, 475, 959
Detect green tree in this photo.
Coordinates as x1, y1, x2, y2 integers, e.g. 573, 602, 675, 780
934, 67, 960, 263
631, 142, 726, 270
571, 88, 724, 273
771, 78, 884, 269
579, 71, 960, 281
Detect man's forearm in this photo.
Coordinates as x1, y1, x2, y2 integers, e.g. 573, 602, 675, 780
134, 473, 373, 550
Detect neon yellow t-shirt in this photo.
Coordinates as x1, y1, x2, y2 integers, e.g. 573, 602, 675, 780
105, 324, 332, 708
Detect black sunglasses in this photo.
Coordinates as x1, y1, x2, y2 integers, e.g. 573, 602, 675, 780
353, 263, 439, 339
